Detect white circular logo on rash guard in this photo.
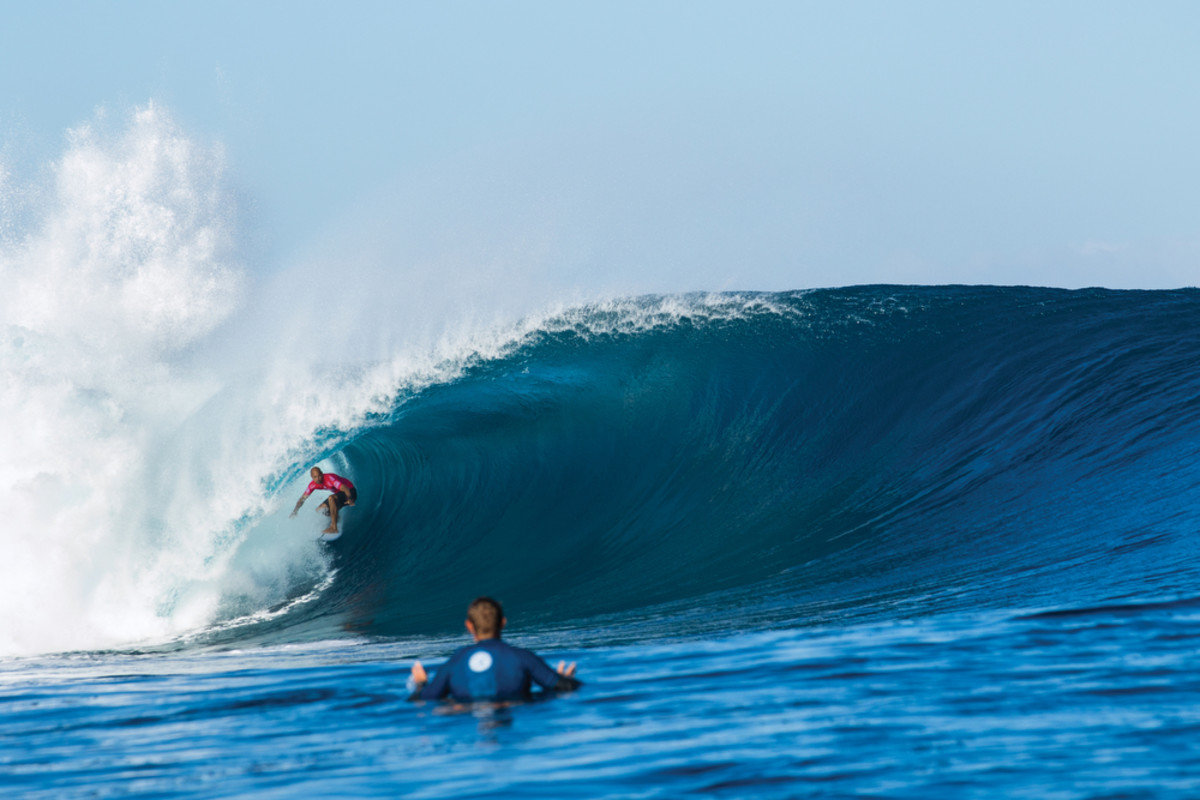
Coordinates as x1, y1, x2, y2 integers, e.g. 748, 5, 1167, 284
468, 651, 493, 673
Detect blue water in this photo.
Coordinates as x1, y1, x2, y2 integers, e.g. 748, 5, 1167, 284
4, 286, 1200, 797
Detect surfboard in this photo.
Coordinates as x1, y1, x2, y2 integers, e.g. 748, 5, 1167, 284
318, 531, 342, 543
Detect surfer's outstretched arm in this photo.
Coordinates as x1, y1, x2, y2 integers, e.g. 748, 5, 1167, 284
293, 467, 326, 519
288, 489, 312, 520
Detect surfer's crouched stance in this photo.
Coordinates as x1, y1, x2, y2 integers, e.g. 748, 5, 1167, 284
290, 467, 357, 534
409, 596, 581, 703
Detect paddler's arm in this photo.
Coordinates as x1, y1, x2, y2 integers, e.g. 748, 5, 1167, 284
407, 660, 429, 700
552, 660, 582, 692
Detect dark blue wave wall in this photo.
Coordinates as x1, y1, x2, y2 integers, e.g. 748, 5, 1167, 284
272, 287, 1200, 643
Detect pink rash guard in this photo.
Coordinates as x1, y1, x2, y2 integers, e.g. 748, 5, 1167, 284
304, 473, 355, 497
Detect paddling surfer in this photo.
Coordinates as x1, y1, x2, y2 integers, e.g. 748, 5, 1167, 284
291, 467, 357, 534
409, 596, 581, 702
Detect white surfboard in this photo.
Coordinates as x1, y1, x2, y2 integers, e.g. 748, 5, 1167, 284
317, 531, 342, 543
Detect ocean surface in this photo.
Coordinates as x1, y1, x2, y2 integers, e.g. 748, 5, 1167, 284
2, 285, 1200, 797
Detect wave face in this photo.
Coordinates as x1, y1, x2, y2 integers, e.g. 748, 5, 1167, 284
230, 287, 1200, 646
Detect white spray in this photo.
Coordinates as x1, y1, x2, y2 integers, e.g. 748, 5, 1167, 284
0, 105, 379, 656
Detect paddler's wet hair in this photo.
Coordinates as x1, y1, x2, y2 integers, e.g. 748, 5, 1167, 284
467, 596, 504, 638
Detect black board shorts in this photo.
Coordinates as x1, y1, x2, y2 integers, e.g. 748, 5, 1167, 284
331, 487, 357, 508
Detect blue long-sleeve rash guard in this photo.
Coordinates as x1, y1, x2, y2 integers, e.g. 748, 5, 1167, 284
416, 638, 580, 702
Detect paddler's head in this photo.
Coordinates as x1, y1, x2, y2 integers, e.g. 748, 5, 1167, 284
465, 596, 506, 641
310, 467, 323, 481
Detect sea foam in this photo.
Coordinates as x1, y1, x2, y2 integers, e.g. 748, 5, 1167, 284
0, 105, 358, 655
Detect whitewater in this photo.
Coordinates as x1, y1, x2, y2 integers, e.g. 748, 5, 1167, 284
2, 107, 1199, 797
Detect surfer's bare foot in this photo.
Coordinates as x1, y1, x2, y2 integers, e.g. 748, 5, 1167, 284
322, 526, 337, 534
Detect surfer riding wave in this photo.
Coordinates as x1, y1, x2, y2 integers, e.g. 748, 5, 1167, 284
291, 467, 357, 534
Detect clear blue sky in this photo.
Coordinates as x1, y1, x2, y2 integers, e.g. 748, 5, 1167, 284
2, 1, 1198, 291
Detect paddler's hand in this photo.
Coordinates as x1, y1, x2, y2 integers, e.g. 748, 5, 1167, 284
412, 660, 428, 685
556, 661, 576, 678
